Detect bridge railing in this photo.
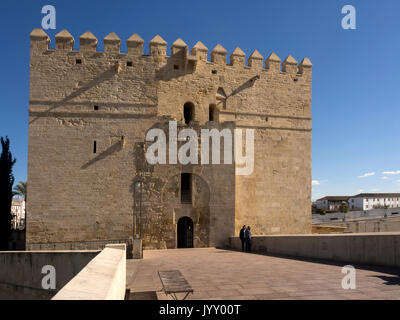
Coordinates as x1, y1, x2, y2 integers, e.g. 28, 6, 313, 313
52, 244, 126, 300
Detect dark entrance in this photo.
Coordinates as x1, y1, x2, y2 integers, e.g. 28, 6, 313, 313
177, 217, 194, 248
183, 102, 195, 124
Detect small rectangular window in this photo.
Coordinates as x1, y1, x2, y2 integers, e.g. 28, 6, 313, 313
174, 65, 179, 70
94, 106, 99, 111
127, 61, 133, 67
76, 59, 82, 64
93, 141, 97, 154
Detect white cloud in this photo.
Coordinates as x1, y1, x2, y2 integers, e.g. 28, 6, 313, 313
382, 176, 389, 180
312, 180, 320, 186
358, 172, 375, 178
382, 170, 400, 175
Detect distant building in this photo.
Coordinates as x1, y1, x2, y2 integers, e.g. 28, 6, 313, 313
317, 193, 400, 212
316, 196, 350, 211
11, 198, 25, 230
348, 193, 400, 211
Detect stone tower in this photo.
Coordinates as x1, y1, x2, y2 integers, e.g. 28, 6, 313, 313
27, 29, 312, 251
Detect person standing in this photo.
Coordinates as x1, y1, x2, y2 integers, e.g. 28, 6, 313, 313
239, 225, 246, 252
245, 226, 252, 252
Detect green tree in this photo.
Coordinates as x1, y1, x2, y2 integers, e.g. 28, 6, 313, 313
13, 181, 27, 201
0, 137, 16, 250
339, 202, 350, 213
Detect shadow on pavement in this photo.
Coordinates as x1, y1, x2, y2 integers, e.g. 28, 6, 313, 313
221, 247, 400, 278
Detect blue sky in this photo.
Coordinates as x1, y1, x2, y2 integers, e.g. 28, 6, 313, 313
0, 0, 399, 200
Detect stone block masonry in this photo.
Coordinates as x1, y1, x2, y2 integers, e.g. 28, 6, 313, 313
27, 29, 312, 251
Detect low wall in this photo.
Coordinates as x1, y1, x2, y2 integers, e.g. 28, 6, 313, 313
312, 225, 348, 234
27, 238, 133, 259
312, 207, 400, 224
319, 216, 400, 233
52, 244, 126, 300
0, 250, 99, 299
230, 232, 400, 268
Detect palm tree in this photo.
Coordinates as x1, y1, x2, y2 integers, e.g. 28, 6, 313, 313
13, 181, 27, 201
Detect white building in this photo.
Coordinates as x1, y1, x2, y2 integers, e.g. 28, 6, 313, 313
348, 193, 400, 211
316, 196, 350, 211
11, 198, 26, 230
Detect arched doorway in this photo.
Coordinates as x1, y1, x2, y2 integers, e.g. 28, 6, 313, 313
177, 217, 194, 248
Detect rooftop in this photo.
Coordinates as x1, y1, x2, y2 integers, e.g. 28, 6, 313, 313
352, 193, 400, 198
317, 196, 350, 201
317, 193, 400, 201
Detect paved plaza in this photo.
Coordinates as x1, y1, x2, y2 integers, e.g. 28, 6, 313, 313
126, 248, 400, 300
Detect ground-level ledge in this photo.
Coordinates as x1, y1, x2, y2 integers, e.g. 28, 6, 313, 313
52, 244, 126, 300
230, 232, 400, 268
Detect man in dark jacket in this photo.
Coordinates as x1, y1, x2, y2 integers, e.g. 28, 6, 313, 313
239, 225, 246, 252
245, 226, 252, 252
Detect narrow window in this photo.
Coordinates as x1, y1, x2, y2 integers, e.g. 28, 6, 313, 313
94, 105, 99, 111
181, 173, 192, 204
76, 59, 82, 64
184, 102, 195, 125
209, 104, 219, 122
127, 61, 133, 67
93, 141, 97, 154
174, 64, 179, 70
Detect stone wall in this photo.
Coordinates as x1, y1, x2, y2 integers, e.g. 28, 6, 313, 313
52, 244, 126, 300
315, 216, 400, 234
312, 225, 348, 234
27, 29, 312, 250
230, 233, 400, 268
27, 238, 133, 258
0, 249, 99, 299
312, 207, 400, 224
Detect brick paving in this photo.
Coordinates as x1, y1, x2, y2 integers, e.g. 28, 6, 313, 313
126, 248, 400, 300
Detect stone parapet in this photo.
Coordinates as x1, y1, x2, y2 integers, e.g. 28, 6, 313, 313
52, 244, 126, 300
230, 233, 400, 268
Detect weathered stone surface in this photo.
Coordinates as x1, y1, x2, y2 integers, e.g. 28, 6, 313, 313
27, 30, 312, 251
265, 52, 281, 72
104, 32, 121, 53
230, 47, 246, 66
127, 33, 144, 55
79, 31, 98, 52
55, 30, 74, 51
211, 44, 228, 65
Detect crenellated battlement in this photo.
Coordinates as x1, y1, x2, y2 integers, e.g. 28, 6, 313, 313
30, 28, 312, 75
